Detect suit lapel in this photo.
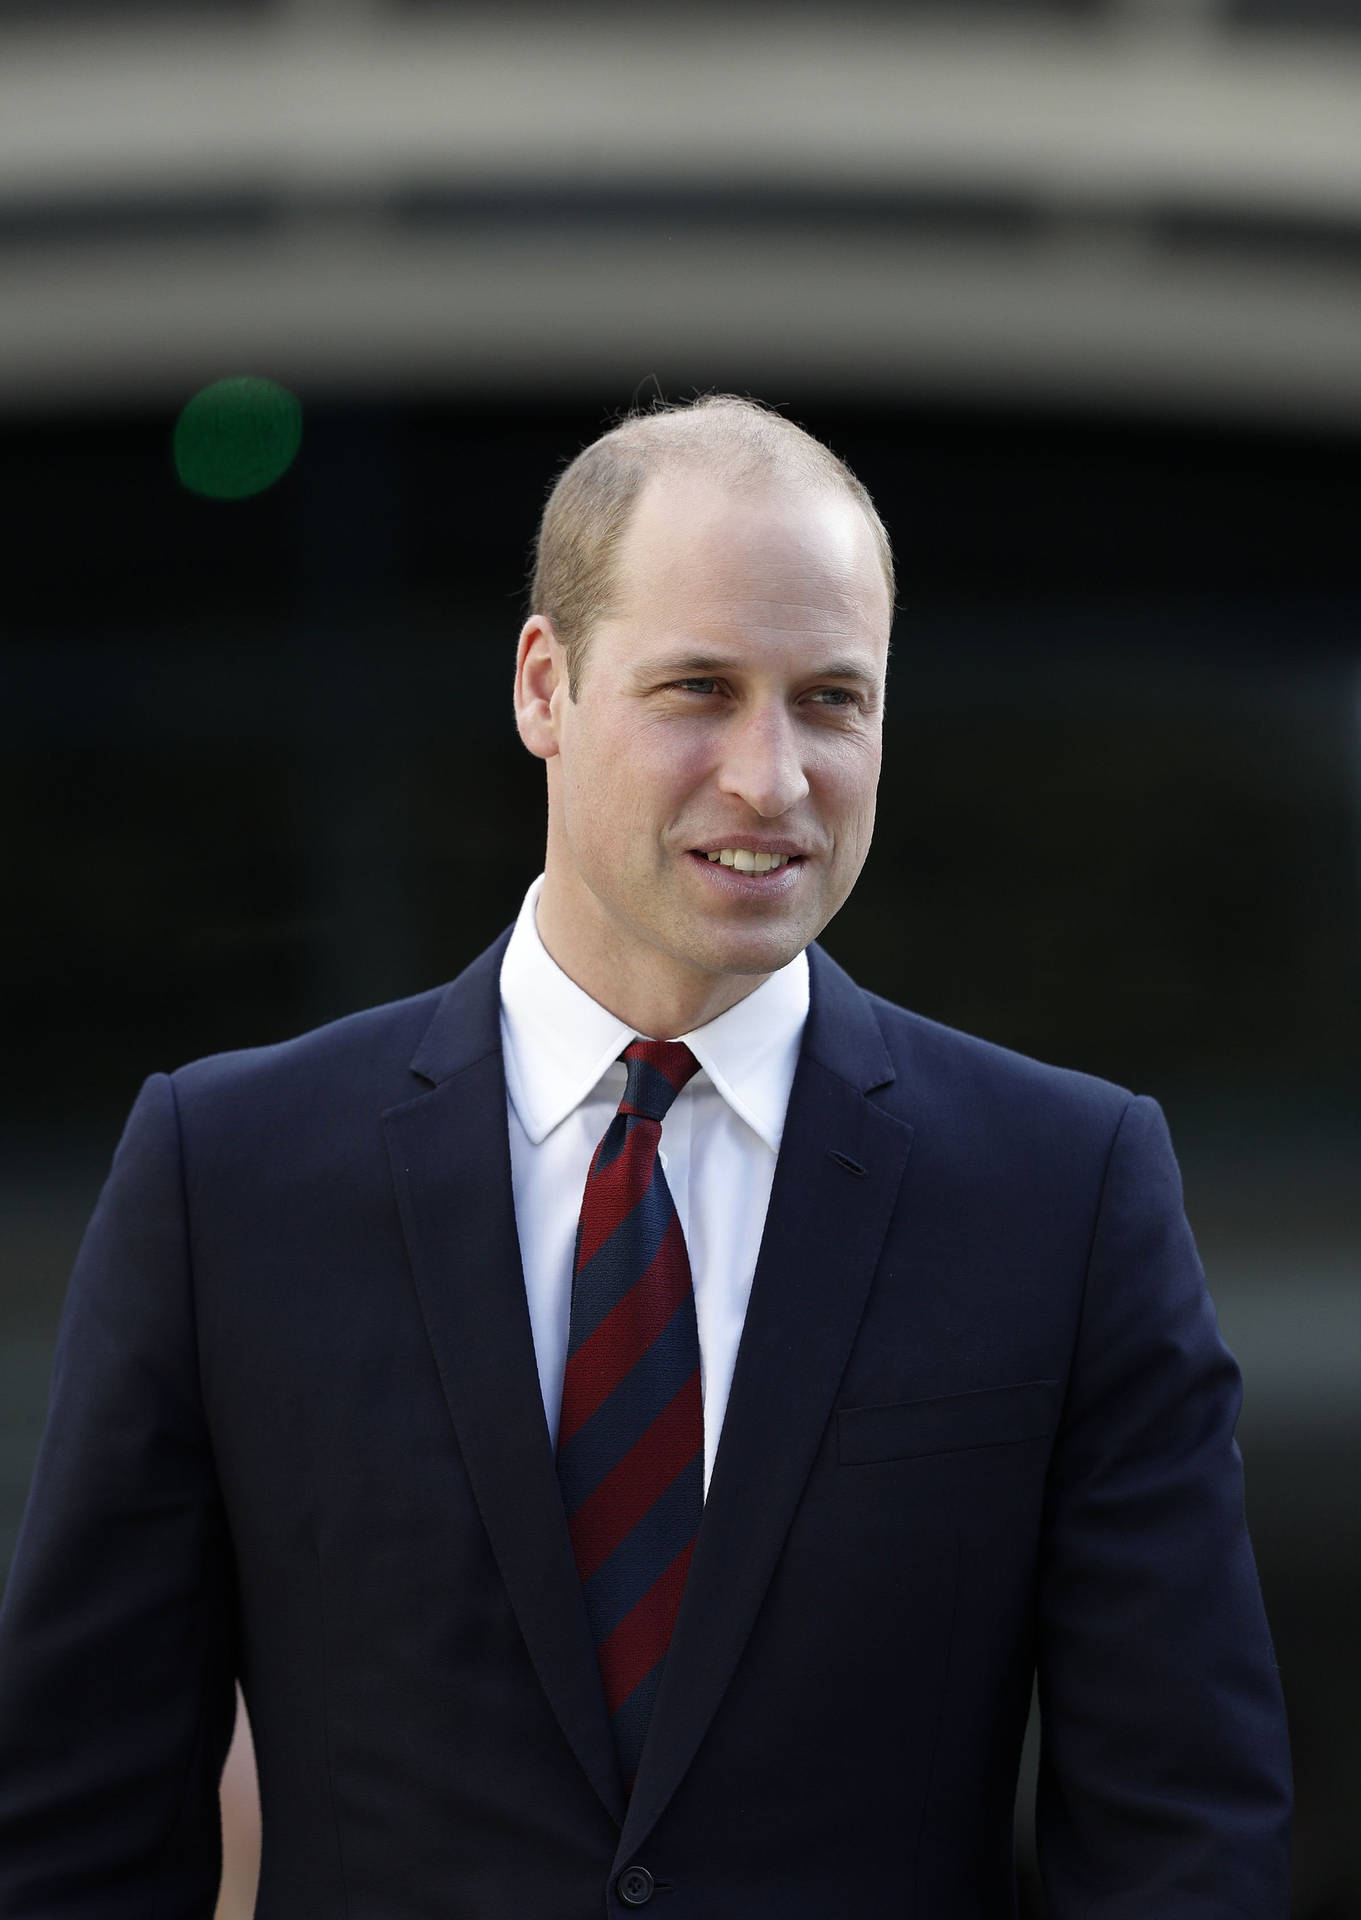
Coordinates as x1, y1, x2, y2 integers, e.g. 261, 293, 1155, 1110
382, 934, 913, 1846
382, 933, 626, 1825
621, 945, 915, 1854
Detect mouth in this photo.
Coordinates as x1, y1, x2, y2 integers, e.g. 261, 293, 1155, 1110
699, 847, 796, 874
686, 845, 808, 888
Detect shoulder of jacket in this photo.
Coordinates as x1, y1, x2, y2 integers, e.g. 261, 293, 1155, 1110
166, 982, 450, 1110
862, 989, 1137, 1128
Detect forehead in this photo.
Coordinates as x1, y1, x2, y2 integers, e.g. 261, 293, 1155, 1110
609, 470, 892, 644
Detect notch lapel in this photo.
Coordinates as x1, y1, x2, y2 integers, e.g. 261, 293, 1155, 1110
620, 947, 915, 1855
382, 934, 625, 1826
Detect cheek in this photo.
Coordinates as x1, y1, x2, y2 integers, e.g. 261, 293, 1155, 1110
623, 726, 713, 818
815, 739, 881, 830
561, 724, 688, 852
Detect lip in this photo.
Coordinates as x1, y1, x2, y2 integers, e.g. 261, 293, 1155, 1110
685, 848, 806, 896
687, 838, 810, 859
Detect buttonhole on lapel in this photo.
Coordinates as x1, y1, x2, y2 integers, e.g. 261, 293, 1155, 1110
829, 1150, 867, 1177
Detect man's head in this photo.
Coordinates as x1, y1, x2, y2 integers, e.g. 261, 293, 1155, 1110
515, 396, 894, 1037
530, 395, 895, 699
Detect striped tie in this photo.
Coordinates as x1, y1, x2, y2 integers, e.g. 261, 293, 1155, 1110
557, 1038, 703, 1789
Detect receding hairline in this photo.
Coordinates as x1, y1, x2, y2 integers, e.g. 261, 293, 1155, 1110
587, 396, 853, 477
528, 394, 896, 693
607, 464, 894, 619
576, 401, 891, 556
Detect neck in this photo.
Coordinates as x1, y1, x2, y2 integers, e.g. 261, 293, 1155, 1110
533, 884, 771, 1039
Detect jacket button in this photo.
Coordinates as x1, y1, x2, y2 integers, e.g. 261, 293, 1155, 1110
617, 1866, 655, 1906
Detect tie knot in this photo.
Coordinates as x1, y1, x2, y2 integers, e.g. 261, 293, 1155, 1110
620, 1039, 700, 1123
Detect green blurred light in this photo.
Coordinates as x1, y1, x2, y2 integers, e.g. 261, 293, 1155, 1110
173, 376, 302, 500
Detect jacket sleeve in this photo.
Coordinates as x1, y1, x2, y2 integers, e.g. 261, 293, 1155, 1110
0, 1074, 238, 1917
1035, 1093, 1292, 1919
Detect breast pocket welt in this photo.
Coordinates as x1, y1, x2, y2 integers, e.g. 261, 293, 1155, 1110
837, 1380, 1061, 1466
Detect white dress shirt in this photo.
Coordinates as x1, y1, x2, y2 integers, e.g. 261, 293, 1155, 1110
499, 876, 809, 1495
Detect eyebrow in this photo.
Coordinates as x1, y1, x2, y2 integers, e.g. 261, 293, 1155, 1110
645, 652, 879, 683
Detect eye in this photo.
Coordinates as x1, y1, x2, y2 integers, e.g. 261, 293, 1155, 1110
673, 677, 721, 695
809, 687, 860, 708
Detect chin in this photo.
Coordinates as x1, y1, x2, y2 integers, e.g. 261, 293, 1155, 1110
687, 929, 810, 980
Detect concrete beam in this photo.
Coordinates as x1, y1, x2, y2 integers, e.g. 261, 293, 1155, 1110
4, 215, 1361, 421
2, 13, 1361, 216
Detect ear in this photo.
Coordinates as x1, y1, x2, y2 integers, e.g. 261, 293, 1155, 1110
514, 613, 566, 761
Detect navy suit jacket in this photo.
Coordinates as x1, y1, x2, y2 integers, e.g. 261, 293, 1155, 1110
0, 935, 1291, 1918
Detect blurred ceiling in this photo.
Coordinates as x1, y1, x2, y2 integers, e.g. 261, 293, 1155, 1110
4, 0, 1361, 422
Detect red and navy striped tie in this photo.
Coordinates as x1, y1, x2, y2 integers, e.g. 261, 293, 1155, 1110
557, 1038, 704, 1789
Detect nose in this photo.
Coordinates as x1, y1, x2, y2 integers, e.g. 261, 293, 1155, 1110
715, 701, 810, 819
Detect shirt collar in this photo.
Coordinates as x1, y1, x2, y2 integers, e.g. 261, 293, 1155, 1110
499, 875, 809, 1152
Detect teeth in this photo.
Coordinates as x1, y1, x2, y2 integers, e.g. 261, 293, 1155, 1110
704, 849, 790, 872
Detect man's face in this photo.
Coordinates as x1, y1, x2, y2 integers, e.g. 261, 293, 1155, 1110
517, 469, 892, 1030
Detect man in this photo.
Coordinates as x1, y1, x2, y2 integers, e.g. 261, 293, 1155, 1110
0, 396, 1291, 1916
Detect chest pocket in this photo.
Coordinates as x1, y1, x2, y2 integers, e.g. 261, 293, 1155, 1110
837, 1379, 1060, 1465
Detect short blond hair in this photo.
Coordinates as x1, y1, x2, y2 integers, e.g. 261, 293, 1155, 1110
529, 394, 895, 696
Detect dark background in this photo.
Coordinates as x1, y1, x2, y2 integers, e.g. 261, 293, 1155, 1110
2, 387, 1358, 1914
7, 396, 1361, 1133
